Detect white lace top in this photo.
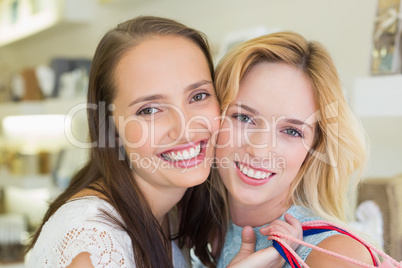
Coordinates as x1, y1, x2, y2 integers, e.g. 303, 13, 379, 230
27, 196, 190, 268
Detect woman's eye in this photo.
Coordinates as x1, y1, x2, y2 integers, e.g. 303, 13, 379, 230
233, 114, 253, 124
191, 93, 209, 102
137, 107, 160, 115
284, 128, 303, 138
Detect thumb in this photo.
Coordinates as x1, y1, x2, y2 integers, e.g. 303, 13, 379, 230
228, 227, 283, 268
238, 226, 256, 256
227, 226, 256, 267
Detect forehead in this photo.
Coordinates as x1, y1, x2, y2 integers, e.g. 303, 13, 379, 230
116, 35, 208, 78
237, 62, 316, 123
113, 35, 211, 99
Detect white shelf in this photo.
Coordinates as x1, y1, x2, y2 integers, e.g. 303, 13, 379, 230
0, 0, 95, 47
351, 75, 402, 147
0, 97, 86, 120
0, 97, 88, 160
351, 75, 402, 178
0, 173, 53, 189
352, 75, 402, 117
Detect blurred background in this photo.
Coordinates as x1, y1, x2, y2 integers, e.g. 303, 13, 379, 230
0, 0, 401, 266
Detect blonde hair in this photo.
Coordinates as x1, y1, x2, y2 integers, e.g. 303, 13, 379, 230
214, 31, 367, 223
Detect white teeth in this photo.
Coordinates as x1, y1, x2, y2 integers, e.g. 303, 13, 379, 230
161, 143, 202, 161
239, 163, 272, 180
176, 152, 183, 159
182, 150, 190, 159
189, 147, 196, 157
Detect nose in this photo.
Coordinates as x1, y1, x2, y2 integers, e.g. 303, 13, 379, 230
245, 128, 275, 160
166, 106, 186, 142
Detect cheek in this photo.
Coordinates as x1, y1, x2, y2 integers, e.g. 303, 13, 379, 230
216, 136, 230, 164
205, 105, 221, 135
119, 120, 149, 145
216, 119, 244, 149
190, 110, 220, 135
216, 126, 232, 156
282, 146, 309, 172
210, 116, 220, 136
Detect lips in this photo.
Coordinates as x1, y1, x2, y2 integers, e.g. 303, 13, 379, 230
159, 140, 207, 168
235, 161, 275, 186
161, 143, 201, 161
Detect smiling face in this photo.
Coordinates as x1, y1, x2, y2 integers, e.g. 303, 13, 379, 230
216, 62, 317, 218
112, 35, 220, 196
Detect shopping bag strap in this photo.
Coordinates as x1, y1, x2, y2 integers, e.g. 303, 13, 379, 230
270, 220, 402, 268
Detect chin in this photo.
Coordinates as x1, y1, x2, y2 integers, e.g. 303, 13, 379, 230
230, 189, 268, 206
187, 170, 210, 187
170, 170, 209, 190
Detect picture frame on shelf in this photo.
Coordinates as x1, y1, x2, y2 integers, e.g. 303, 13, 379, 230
370, 0, 402, 75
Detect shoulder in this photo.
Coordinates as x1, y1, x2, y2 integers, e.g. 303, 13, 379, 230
305, 234, 374, 268
287, 205, 321, 223
27, 197, 134, 268
44, 196, 114, 227
65, 252, 94, 268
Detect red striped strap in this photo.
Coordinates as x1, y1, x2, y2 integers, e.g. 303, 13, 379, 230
270, 220, 401, 268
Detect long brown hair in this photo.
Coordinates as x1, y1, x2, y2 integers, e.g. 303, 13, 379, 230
27, 16, 221, 268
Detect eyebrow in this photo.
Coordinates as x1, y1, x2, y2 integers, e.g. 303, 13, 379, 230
231, 103, 314, 131
128, 94, 166, 107
283, 118, 314, 131
128, 80, 212, 107
231, 103, 259, 115
186, 80, 212, 92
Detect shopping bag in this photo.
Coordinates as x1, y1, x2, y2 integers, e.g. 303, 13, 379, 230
270, 220, 402, 268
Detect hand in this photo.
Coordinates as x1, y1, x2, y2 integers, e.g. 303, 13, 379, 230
260, 213, 303, 251
227, 226, 283, 268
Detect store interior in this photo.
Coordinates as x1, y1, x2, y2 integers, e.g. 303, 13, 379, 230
0, 0, 401, 266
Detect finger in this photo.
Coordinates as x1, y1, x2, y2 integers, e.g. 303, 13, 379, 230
260, 220, 291, 236
238, 226, 256, 255
267, 225, 287, 236
235, 246, 281, 267
284, 213, 299, 227
259, 225, 269, 235
284, 213, 303, 239
260, 217, 288, 227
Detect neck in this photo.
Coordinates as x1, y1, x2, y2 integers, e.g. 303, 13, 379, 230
132, 173, 188, 225
229, 195, 292, 227
153, 190, 186, 225
147, 185, 187, 225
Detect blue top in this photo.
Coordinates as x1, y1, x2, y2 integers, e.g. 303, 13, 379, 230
217, 205, 339, 268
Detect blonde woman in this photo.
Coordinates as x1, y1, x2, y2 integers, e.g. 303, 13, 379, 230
207, 32, 373, 267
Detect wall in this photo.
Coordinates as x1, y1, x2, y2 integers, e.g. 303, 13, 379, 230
0, 0, 378, 91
